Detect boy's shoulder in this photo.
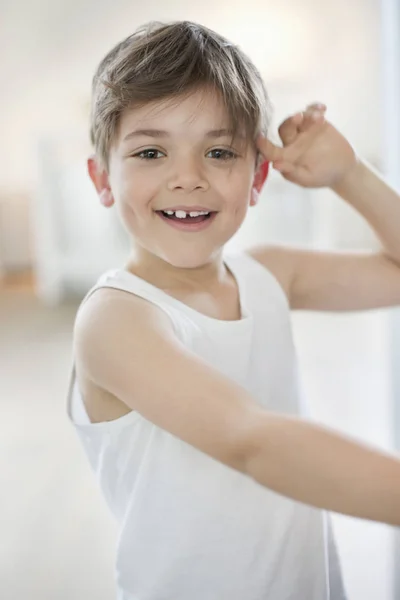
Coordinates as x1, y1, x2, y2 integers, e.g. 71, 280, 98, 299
71, 287, 177, 424
73, 285, 175, 363
75, 285, 172, 334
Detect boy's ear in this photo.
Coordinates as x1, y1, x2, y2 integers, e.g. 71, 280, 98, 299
87, 154, 114, 208
250, 160, 269, 207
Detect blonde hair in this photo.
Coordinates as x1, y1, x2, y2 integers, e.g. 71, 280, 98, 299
90, 20, 271, 169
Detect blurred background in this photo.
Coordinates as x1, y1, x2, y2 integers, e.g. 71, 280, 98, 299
1, 0, 400, 598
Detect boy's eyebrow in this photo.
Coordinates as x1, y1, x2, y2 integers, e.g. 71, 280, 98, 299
123, 128, 245, 141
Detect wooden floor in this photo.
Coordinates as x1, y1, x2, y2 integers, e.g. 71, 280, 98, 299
0, 269, 36, 291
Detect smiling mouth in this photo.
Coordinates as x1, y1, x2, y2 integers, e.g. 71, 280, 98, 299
155, 209, 218, 231
155, 209, 215, 224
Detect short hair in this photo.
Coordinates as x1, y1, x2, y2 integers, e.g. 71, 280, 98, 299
90, 20, 272, 170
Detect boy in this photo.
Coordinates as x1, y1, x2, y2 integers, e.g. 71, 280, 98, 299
67, 20, 400, 600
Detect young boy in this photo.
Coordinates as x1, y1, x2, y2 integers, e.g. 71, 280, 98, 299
67, 20, 400, 600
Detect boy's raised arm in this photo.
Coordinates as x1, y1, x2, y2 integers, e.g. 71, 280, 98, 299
74, 288, 400, 527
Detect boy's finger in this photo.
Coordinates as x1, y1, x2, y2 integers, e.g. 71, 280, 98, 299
256, 136, 285, 162
298, 109, 325, 133
282, 122, 325, 162
278, 113, 303, 145
306, 102, 327, 111
272, 160, 296, 175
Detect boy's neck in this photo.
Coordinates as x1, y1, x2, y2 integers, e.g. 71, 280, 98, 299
124, 247, 230, 293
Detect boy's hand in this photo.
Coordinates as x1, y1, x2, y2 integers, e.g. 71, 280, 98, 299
257, 103, 358, 189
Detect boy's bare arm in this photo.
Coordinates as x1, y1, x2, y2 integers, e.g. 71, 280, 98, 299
256, 118, 400, 313
247, 244, 400, 312
74, 288, 400, 527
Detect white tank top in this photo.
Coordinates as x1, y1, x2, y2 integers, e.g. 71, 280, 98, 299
66, 252, 347, 600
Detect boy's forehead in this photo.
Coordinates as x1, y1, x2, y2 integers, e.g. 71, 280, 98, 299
118, 91, 235, 138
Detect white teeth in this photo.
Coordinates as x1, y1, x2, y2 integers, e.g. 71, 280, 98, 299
162, 209, 211, 218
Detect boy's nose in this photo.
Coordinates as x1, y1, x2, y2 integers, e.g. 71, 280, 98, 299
167, 158, 210, 192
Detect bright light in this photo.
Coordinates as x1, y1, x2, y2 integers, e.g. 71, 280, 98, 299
219, 10, 322, 81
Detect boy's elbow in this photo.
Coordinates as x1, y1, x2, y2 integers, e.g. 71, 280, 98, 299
228, 409, 267, 479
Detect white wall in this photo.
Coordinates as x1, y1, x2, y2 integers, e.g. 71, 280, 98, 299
381, 0, 400, 598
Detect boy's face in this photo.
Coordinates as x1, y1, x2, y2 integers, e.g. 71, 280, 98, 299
88, 88, 268, 269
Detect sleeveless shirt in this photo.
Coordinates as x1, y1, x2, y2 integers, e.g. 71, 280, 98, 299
66, 251, 347, 600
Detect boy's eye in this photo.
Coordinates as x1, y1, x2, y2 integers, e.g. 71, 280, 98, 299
133, 149, 165, 160
207, 149, 237, 161
131, 148, 237, 161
